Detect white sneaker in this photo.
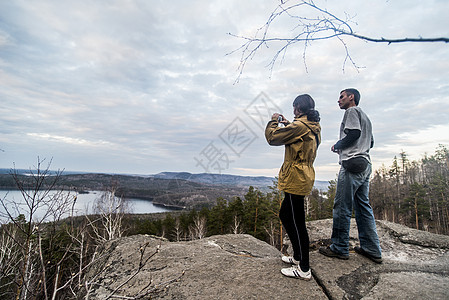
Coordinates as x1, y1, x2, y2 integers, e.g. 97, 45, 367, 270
281, 265, 311, 280
281, 255, 299, 265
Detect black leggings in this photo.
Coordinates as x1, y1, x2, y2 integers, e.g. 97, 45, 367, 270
279, 192, 309, 271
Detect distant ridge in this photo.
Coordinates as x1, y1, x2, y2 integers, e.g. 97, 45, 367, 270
152, 172, 275, 188
152, 172, 329, 191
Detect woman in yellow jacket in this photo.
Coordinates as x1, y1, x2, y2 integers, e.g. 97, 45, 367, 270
265, 94, 321, 280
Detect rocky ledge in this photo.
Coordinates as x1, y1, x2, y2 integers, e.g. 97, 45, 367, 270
85, 219, 449, 299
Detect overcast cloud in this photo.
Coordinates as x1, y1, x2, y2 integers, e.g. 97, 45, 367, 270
1, 0, 449, 181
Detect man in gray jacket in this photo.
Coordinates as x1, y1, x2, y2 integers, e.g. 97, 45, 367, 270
319, 88, 382, 264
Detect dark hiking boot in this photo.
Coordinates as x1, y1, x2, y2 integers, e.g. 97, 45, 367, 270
354, 246, 383, 264
319, 246, 349, 260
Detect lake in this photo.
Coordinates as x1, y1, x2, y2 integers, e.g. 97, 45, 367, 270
0, 190, 173, 221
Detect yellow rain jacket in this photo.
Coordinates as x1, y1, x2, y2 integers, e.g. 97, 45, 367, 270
265, 115, 321, 195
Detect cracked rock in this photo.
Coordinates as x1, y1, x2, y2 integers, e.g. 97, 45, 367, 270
85, 219, 449, 299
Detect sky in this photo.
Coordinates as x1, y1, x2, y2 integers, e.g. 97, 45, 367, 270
1, 0, 448, 182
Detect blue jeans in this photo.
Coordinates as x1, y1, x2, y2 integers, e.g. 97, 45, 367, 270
330, 164, 382, 258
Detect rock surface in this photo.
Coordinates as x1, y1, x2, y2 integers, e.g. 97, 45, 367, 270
86, 219, 449, 299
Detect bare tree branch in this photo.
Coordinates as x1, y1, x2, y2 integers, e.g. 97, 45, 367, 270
229, 0, 449, 80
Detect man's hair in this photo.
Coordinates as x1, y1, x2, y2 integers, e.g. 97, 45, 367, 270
341, 88, 360, 106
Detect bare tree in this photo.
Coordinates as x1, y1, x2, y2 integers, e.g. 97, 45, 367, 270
189, 215, 207, 240
0, 159, 73, 299
87, 184, 129, 242
0, 226, 20, 298
0, 159, 111, 299
0, 158, 96, 299
230, 0, 449, 78
230, 215, 243, 234
264, 220, 277, 247
173, 218, 183, 242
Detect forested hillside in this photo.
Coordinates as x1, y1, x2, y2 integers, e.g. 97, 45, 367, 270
370, 144, 449, 235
